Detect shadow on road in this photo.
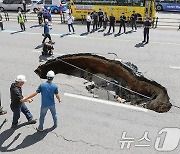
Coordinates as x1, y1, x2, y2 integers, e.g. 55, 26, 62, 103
0, 122, 29, 152
10, 30, 23, 35
35, 44, 43, 49
7, 127, 56, 152
135, 42, 145, 48
80, 32, 89, 36
30, 25, 42, 28
60, 33, 71, 38
0, 119, 7, 130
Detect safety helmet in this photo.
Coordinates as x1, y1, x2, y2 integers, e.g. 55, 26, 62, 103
46, 70, 55, 78
15, 75, 26, 82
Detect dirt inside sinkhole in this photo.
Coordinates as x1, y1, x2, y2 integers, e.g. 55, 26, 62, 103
35, 53, 172, 113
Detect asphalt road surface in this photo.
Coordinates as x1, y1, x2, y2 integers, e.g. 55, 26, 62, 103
0, 20, 180, 154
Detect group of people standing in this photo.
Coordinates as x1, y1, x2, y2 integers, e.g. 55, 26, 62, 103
86, 9, 151, 43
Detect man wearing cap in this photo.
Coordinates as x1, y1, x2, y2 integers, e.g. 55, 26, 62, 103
24, 70, 61, 131
10, 75, 36, 127
42, 19, 52, 43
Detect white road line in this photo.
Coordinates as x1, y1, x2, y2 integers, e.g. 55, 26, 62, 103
169, 66, 180, 70
64, 92, 148, 112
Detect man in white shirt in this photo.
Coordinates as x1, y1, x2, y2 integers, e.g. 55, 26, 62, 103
86, 12, 91, 33
67, 13, 75, 34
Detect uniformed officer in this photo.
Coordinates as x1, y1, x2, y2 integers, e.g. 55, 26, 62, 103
143, 17, 151, 44
130, 11, 137, 31
17, 12, 26, 31
92, 11, 98, 31
119, 12, 126, 34
107, 13, 115, 33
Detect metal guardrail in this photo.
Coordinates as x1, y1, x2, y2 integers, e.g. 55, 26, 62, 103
1, 12, 180, 29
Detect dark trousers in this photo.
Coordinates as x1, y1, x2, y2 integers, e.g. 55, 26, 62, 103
0, 22, 3, 30
11, 103, 33, 125
68, 23, 75, 32
87, 21, 91, 32
131, 20, 137, 30
42, 34, 52, 43
93, 20, 98, 30
20, 23, 25, 31
144, 29, 149, 42
38, 17, 43, 25
119, 23, 126, 33
98, 18, 102, 28
103, 21, 107, 29
108, 24, 115, 33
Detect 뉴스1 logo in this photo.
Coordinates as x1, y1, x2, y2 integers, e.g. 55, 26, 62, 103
119, 127, 180, 151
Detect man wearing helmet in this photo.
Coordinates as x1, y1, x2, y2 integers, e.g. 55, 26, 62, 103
10, 75, 37, 127
24, 70, 61, 131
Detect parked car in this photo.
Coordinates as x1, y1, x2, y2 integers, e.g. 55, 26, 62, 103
44, 4, 68, 14
0, 0, 31, 12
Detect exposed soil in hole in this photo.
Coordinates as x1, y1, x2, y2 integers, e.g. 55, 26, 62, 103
35, 53, 172, 113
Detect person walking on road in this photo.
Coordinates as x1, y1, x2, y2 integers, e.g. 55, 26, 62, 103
67, 13, 75, 34
18, 12, 26, 31
42, 19, 52, 43
0, 14, 4, 31
142, 17, 151, 44
131, 10, 137, 31
107, 13, 115, 33
118, 12, 126, 34
22, 0, 26, 12
86, 12, 92, 33
10, 75, 36, 127
23, 70, 61, 131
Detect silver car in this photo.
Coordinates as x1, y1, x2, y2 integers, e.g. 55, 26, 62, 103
0, 0, 31, 12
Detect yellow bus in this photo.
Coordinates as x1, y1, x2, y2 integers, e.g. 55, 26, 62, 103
70, 0, 156, 21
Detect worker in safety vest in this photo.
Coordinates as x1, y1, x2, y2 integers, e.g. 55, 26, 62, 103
17, 12, 26, 31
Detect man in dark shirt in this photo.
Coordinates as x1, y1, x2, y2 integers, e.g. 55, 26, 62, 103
119, 12, 126, 34
10, 75, 36, 127
107, 13, 115, 33
98, 8, 103, 28
92, 11, 98, 31
131, 11, 137, 31
143, 17, 151, 44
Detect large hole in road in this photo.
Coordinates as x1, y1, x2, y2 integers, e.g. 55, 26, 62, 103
35, 53, 172, 113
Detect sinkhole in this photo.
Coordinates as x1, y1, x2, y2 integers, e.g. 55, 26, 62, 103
35, 53, 172, 113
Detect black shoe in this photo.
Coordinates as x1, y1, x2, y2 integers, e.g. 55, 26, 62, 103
145, 41, 149, 44
142, 40, 145, 43
11, 120, 21, 128
0, 110, 7, 115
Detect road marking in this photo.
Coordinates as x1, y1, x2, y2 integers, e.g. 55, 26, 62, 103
64, 92, 148, 112
169, 66, 180, 69
2, 29, 180, 46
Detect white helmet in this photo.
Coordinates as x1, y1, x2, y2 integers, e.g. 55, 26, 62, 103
15, 75, 26, 82
45, 19, 48, 23
46, 70, 55, 78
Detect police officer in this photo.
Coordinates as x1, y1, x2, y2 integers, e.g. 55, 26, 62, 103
119, 12, 126, 34
107, 13, 115, 33
143, 17, 151, 44
131, 11, 137, 31
98, 8, 103, 28
92, 11, 98, 31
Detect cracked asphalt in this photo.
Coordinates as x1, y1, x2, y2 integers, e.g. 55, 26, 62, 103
0, 19, 180, 154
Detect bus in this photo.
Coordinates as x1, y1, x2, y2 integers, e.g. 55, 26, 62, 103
156, 0, 180, 11
70, 0, 156, 21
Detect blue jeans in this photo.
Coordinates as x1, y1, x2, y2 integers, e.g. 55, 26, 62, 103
11, 103, 33, 125
39, 105, 57, 130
